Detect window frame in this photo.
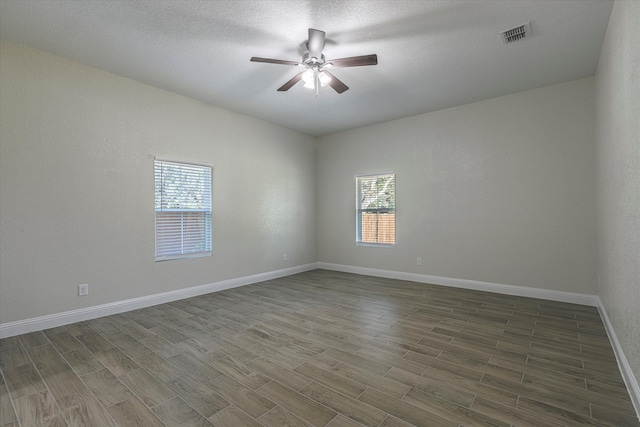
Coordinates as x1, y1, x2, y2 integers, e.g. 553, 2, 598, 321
355, 172, 396, 247
154, 158, 213, 261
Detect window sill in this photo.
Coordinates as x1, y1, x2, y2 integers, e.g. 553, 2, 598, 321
356, 242, 395, 248
155, 252, 212, 262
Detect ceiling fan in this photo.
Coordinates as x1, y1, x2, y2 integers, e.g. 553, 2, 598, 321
250, 28, 378, 97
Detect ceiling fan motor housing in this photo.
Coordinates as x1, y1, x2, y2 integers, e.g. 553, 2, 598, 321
302, 53, 326, 68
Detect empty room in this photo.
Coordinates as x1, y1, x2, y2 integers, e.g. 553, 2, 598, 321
0, 0, 638, 426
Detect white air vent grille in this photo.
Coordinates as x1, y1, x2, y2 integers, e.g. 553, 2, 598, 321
500, 22, 531, 44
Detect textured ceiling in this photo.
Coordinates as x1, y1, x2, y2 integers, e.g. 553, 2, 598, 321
0, 0, 613, 136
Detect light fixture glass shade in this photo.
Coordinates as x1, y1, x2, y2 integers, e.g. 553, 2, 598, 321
302, 69, 315, 88
302, 69, 331, 89
318, 72, 331, 86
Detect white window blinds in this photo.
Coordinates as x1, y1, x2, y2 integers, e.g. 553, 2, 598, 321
356, 173, 396, 245
154, 159, 212, 261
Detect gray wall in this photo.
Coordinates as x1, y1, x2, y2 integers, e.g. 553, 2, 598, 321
0, 40, 317, 323
317, 78, 598, 295
595, 0, 640, 386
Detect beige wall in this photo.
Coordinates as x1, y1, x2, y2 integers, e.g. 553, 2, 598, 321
3, 13, 636, 392
317, 78, 598, 294
595, 0, 640, 386
0, 40, 317, 323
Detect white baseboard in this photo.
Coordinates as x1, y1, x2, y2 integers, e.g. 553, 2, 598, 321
317, 262, 599, 306
597, 299, 640, 420
0, 263, 317, 339
2, 262, 637, 421
317, 262, 639, 421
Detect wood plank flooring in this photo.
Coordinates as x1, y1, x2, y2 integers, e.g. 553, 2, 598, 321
1, 269, 638, 426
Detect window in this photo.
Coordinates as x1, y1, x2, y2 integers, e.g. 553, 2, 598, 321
356, 173, 395, 245
154, 159, 212, 261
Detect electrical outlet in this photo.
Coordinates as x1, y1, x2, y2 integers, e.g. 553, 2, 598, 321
283, 254, 288, 262
78, 284, 89, 296
417, 257, 422, 266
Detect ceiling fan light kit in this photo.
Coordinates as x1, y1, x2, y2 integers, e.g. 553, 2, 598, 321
302, 69, 331, 88
250, 28, 377, 98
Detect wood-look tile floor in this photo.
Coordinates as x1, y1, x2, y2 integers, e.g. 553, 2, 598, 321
1, 269, 638, 426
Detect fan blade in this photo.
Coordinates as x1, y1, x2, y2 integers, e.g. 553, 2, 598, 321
328, 54, 378, 68
277, 72, 304, 91
250, 57, 300, 66
307, 28, 325, 60
324, 71, 349, 94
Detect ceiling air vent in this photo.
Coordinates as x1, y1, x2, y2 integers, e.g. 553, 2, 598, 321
500, 22, 531, 44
